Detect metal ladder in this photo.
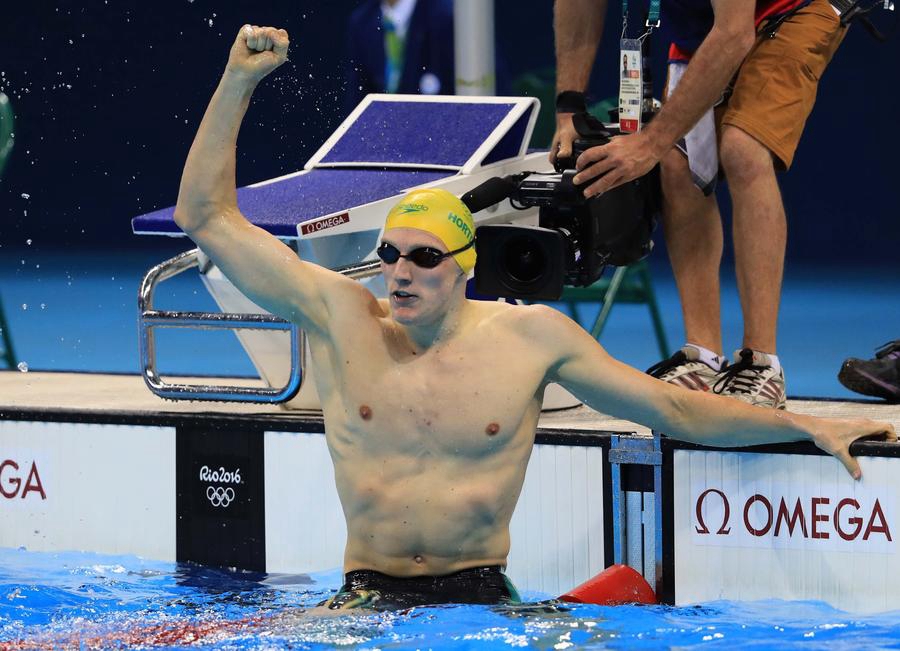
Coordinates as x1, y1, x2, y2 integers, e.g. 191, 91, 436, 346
608, 433, 664, 594
0, 92, 17, 369
138, 248, 381, 403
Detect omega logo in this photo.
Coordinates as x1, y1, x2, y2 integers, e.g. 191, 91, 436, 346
695, 488, 892, 542
0, 459, 46, 500
300, 213, 349, 235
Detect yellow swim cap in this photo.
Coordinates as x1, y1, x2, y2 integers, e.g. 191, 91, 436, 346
384, 188, 476, 273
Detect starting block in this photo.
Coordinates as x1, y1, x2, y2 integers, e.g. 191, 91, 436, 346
133, 94, 578, 410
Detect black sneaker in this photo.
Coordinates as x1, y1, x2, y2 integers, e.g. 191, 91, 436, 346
838, 340, 900, 403
646, 346, 722, 391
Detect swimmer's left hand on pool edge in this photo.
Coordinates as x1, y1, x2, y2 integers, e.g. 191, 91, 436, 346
225, 25, 290, 85
811, 417, 897, 480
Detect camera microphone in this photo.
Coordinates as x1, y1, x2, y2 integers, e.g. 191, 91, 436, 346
461, 174, 528, 214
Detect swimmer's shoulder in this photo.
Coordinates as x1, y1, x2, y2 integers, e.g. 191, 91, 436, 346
320, 276, 389, 322
477, 301, 577, 338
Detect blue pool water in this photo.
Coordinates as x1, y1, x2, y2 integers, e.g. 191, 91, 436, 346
2, 548, 900, 650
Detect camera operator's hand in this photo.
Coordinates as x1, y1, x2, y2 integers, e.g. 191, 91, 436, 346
549, 113, 580, 166
225, 25, 290, 86
572, 131, 665, 197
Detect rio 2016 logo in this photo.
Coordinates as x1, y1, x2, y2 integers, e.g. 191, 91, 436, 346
199, 466, 242, 485
206, 486, 235, 508
199, 465, 242, 509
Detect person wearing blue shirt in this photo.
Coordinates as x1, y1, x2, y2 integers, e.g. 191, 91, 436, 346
345, 0, 455, 113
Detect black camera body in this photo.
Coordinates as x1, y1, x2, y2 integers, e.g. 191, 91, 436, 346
469, 125, 660, 301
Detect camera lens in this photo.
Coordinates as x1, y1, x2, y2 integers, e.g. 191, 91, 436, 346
503, 234, 546, 283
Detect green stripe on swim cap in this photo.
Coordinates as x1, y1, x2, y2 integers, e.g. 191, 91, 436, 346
384, 188, 477, 273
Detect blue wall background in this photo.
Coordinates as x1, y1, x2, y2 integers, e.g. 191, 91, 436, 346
1, 1, 898, 265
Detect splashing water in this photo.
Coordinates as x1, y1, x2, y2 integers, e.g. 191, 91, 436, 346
2, 549, 900, 650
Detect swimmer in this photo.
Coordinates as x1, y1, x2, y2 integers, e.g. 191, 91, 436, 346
172, 25, 896, 609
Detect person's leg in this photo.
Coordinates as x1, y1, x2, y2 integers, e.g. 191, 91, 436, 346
708, 0, 846, 407
719, 0, 846, 353
718, 125, 785, 355
659, 148, 725, 356
648, 149, 726, 390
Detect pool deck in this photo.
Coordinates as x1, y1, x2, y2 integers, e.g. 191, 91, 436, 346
3, 370, 898, 436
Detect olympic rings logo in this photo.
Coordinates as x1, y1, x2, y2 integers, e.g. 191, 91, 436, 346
207, 485, 235, 508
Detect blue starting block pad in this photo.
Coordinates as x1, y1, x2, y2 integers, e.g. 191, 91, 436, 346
132, 95, 538, 240
132, 168, 453, 238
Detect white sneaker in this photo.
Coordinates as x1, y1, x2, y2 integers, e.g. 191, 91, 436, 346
646, 346, 722, 392
713, 348, 787, 409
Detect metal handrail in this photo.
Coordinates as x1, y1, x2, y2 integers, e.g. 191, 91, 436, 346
0, 94, 17, 368
0, 92, 13, 179
138, 248, 381, 403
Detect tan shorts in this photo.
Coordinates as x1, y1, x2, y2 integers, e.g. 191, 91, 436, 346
720, 0, 847, 170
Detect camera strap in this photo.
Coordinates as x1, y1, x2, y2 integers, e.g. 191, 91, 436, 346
620, 0, 661, 30
619, 0, 660, 132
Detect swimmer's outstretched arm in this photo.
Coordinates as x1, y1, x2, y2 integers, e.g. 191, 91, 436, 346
173, 26, 360, 334
531, 306, 897, 479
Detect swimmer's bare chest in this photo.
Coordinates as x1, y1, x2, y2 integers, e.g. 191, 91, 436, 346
305, 306, 552, 573
309, 311, 548, 458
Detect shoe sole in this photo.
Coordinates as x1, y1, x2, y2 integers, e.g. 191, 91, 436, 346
838, 362, 900, 403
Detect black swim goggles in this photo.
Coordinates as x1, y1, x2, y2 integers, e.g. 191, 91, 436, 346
376, 240, 474, 269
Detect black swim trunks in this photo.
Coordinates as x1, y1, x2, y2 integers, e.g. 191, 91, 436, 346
323, 565, 521, 610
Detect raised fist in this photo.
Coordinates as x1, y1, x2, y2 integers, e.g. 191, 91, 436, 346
225, 25, 290, 84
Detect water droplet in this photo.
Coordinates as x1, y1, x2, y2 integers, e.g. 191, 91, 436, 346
21, 303, 27, 310
17, 362, 29, 373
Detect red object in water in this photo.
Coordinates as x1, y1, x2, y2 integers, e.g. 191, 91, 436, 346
559, 564, 657, 605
